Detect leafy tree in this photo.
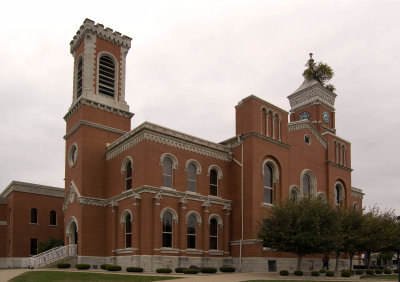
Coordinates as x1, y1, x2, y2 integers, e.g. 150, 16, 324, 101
340, 209, 365, 270
303, 53, 335, 93
38, 238, 64, 254
258, 197, 337, 270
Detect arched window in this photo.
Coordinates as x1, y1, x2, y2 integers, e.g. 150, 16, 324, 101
162, 212, 173, 247
187, 214, 197, 249
334, 183, 345, 205
162, 157, 173, 188
302, 174, 311, 196
98, 55, 115, 97
353, 202, 359, 211
49, 210, 57, 226
31, 208, 38, 224
290, 189, 298, 202
125, 214, 132, 248
76, 56, 83, 98
209, 218, 218, 250
210, 169, 218, 196
334, 185, 340, 205
125, 161, 132, 190
263, 164, 273, 204
187, 163, 197, 192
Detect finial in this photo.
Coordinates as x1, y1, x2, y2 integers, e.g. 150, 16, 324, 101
306, 52, 314, 68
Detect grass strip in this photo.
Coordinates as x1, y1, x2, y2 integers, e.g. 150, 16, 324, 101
10, 270, 180, 282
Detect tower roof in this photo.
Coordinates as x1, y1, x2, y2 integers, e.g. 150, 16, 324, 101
70, 18, 132, 54
287, 78, 337, 113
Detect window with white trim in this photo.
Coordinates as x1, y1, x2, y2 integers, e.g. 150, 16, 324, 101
162, 211, 173, 247
210, 169, 218, 196
125, 161, 132, 190
302, 174, 311, 196
162, 157, 173, 188
187, 163, 197, 192
209, 218, 218, 250
125, 213, 132, 248
187, 214, 196, 249
263, 164, 273, 204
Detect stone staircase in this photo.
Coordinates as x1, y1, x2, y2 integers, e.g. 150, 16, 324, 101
27, 244, 77, 269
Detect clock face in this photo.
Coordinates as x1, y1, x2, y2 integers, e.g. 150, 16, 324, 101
298, 111, 310, 121
322, 111, 330, 123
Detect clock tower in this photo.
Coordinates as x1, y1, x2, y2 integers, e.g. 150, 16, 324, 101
287, 57, 337, 134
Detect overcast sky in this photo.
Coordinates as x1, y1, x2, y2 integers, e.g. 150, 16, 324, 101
0, 1, 399, 214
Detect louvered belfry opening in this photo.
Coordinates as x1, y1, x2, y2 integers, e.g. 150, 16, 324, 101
76, 57, 83, 98
98, 55, 115, 97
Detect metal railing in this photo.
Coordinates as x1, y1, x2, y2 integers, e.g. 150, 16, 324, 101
28, 244, 77, 269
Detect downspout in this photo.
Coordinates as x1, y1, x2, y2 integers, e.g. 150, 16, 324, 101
232, 134, 243, 272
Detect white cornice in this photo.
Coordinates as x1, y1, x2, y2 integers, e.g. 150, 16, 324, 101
70, 18, 131, 54
64, 97, 134, 122
287, 81, 337, 113
63, 185, 232, 211
321, 131, 352, 144
351, 187, 364, 199
64, 120, 127, 140
0, 181, 64, 199
288, 120, 328, 148
105, 122, 231, 162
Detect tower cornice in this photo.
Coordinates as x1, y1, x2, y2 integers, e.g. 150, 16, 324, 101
70, 18, 131, 54
287, 80, 337, 113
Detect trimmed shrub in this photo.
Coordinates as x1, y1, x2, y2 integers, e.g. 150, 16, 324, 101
311, 271, 320, 276
384, 268, 392, 274
326, 270, 335, 277
189, 265, 200, 270
57, 262, 71, 268
356, 269, 365, 275
75, 264, 90, 270
200, 267, 217, 273
294, 270, 303, 276
375, 269, 383, 274
366, 269, 375, 275
101, 264, 110, 270
341, 270, 352, 277
126, 267, 143, 272
175, 267, 185, 273
106, 265, 121, 271
220, 266, 235, 272
279, 270, 289, 276
156, 268, 172, 273
183, 268, 199, 274
319, 269, 327, 273
394, 269, 399, 273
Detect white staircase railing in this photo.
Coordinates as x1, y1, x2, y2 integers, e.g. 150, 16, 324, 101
28, 244, 77, 269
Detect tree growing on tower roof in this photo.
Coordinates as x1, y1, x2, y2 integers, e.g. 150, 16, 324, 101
303, 53, 336, 93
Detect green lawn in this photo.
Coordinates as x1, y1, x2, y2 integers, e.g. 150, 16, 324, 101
361, 275, 399, 280
10, 271, 180, 282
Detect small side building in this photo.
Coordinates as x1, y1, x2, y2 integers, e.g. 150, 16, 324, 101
0, 181, 64, 268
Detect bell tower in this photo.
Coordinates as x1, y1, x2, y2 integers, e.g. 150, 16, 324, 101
63, 19, 133, 256
64, 18, 133, 197
287, 55, 337, 134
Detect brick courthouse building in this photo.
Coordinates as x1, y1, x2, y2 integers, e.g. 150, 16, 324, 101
1, 19, 363, 271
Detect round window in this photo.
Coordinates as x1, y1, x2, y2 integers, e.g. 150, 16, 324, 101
68, 143, 78, 168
